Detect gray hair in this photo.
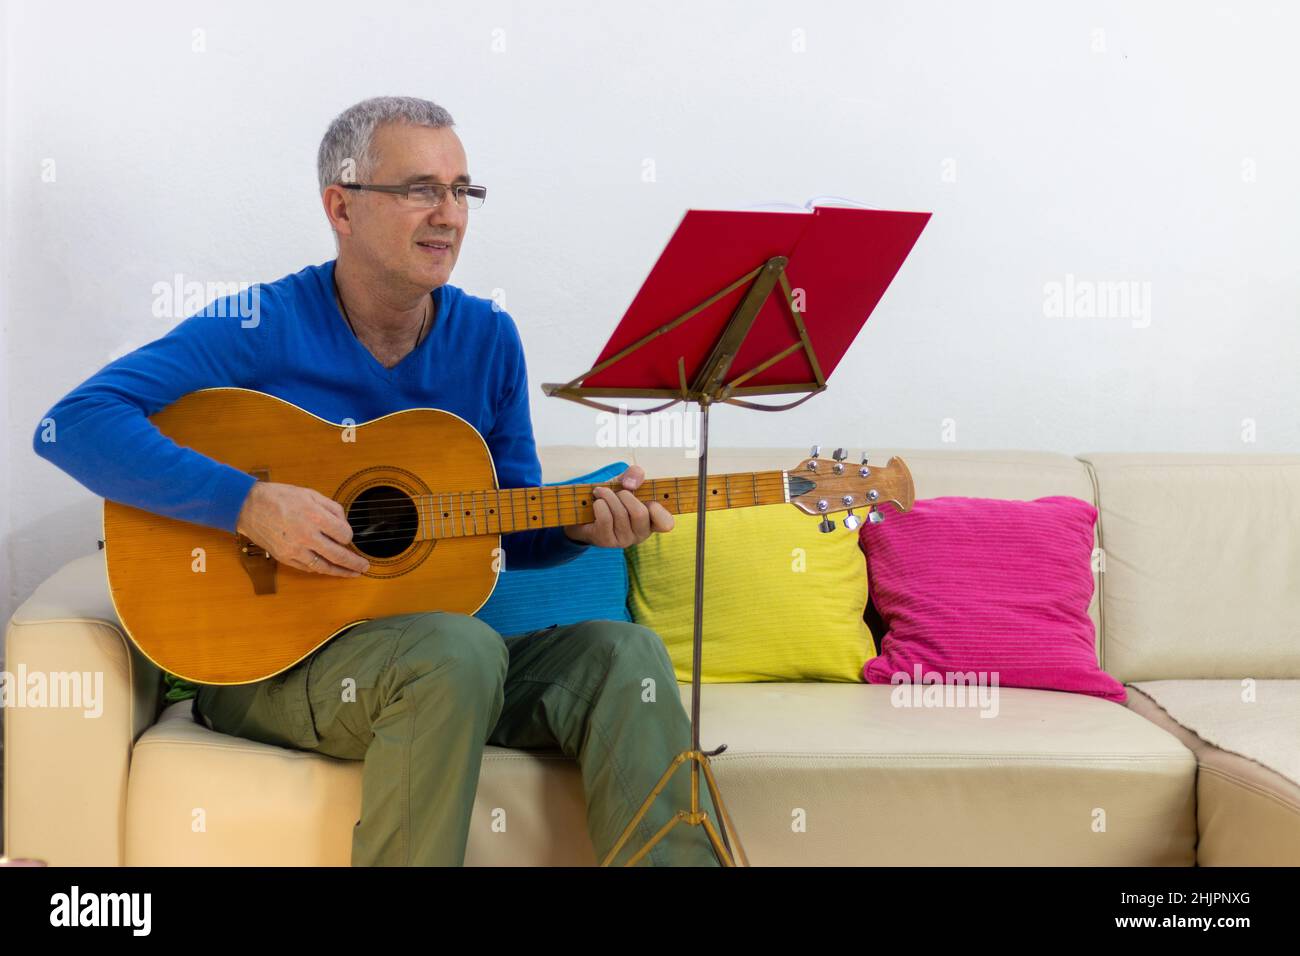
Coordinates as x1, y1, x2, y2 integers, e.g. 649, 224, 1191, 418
316, 96, 456, 193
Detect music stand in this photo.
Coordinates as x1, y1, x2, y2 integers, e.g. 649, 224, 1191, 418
542, 204, 930, 866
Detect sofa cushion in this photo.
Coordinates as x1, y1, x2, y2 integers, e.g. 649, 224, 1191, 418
627, 447, 1103, 656
125, 685, 1195, 865
1126, 683, 1300, 866
1079, 453, 1300, 682
861, 496, 1125, 702
1130, 679, 1300, 787
625, 503, 873, 682
474, 461, 632, 636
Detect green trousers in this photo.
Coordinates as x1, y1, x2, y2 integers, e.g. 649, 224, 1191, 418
194, 612, 723, 867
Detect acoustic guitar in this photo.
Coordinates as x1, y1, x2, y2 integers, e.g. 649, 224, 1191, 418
102, 388, 915, 684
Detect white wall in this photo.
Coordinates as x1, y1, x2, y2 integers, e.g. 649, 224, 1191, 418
2, 2, 11, 626
4, 0, 1299, 621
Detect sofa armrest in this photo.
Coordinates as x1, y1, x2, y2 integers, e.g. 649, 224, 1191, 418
3, 551, 161, 865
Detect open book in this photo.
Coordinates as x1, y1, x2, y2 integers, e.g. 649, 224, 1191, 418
744, 194, 877, 212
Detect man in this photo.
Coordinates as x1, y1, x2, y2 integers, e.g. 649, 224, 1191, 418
33, 95, 722, 867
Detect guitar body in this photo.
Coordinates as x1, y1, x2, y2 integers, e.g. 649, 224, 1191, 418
103, 388, 500, 685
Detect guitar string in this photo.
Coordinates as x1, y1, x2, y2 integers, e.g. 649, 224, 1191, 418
339, 473, 799, 514
335, 477, 832, 547
339, 478, 806, 518
340, 477, 796, 519
344, 501, 857, 548
339, 476, 795, 522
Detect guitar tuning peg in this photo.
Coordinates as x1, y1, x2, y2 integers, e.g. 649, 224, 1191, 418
809, 444, 821, 459
833, 448, 847, 462
818, 516, 836, 533
868, 510, 885, 525
860, 452, 870, 465
843, 510, 861, 531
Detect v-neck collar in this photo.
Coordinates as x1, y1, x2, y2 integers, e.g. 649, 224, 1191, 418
326, 260, 440, 382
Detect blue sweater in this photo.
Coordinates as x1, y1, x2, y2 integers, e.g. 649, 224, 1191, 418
32, 259, 589, 572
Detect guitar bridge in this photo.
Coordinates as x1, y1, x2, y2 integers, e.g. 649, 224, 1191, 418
236, 468, 277, 595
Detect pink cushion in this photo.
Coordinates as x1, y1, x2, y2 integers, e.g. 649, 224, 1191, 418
859, 496, 1126, 703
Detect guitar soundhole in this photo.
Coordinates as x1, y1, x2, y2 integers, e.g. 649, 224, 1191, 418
347, 485, 418, 559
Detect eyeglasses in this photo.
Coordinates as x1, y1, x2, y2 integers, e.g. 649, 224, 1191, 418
339, 182, 487, 209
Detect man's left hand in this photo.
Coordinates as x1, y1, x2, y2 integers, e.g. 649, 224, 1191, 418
562, 464, 674, 548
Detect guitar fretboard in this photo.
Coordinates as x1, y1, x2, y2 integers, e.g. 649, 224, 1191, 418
413, 470, 789, 541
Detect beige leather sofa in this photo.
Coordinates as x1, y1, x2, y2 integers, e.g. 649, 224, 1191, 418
5, 448, 1298, 866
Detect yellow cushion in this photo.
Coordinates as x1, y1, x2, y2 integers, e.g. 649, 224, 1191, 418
626, 503, 873, 682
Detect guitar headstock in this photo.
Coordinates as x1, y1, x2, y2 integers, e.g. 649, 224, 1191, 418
786, 446, 915, 532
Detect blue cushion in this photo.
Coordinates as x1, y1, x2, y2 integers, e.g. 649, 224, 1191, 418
474, 461, 632, 637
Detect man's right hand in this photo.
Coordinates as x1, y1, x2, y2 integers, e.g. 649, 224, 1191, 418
235, 481, 370, 577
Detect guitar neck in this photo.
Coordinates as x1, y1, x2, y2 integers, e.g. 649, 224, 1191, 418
413, 470, 789, 541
